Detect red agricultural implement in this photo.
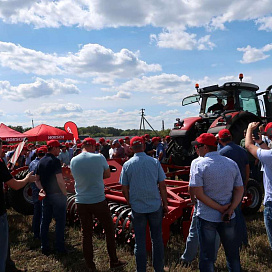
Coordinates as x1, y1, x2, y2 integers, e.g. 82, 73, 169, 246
6, 158, 253, 250
64, 159, 193, 249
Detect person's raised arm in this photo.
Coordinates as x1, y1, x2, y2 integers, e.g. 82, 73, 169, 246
245, 122, 261, 158
6, 171, 35, 190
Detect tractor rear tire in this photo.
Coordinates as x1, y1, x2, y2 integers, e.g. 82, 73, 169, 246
243, 179, 263, 215
7, 170, 34, 215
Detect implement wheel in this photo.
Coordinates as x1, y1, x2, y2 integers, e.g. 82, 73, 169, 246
243, 179, 263, 215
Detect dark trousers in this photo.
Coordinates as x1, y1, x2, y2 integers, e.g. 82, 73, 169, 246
77, 200, 118, 269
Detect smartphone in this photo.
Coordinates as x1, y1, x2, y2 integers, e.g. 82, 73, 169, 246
253, 128, 260, 140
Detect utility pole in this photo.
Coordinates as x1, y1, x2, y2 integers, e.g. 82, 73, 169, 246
139, 109, 158, 135
162, 120, 164, 131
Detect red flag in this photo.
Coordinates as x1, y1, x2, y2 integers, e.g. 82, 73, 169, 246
64, 121, 78, 143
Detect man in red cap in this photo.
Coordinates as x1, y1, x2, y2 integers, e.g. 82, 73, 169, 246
218, 128, 250, 248
144, 134, 154, 156
99, 137, 111, 159
152, 137, 165, 162
119, 136, 168, 271
70, 138, 126, 271
25, 143, 36, 166
36, 140, 67, 255
189, 133, 244, 271
121, 137, 133, 158
245, 122, 272, 250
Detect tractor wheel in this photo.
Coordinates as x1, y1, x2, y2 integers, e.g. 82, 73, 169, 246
8, 169, 34, 215
243, 179, 263, 215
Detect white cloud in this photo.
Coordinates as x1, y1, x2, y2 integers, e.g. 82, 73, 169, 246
256, 16, 272, 31
0, 41, 161, 79
151, 30, 215, 50
25, 103, 83, 116
218, 75, 252, 82
104, 73, 192, 94
1, 0, 272, 31
0, 78, 80, 101
237, 44, 272, 63
94, 91, 131, 101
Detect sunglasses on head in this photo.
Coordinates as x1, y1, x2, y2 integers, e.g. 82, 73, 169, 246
195, 144, 204, 149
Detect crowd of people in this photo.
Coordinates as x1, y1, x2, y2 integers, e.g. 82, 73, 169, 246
0, 122, 272, 271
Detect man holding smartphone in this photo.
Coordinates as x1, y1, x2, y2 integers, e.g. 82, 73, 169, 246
245, 122, 272, 250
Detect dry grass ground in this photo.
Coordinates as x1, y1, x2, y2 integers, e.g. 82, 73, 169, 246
7, 208, 272, 272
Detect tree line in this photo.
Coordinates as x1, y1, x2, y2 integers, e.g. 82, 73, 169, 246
9, 125, 171, 138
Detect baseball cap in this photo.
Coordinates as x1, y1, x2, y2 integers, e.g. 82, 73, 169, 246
165, 136, 170, 140
99, 137, 105, 143
151, 137, 159, 143
119, 138, 124, 144
144, 134, 150, 139
125, 136, 130, 140
27, 143, 34, 149
37, 147, 47, 154
218, 129, 232, 140
130, 136, 144, 147
191, 133, 217, 147
47, 140, 61, 148
112, 139, 119, 145
82, 137, 96, 146
265, 122, 272, 136
96, 142, 101, 146
106, 139, 110, 143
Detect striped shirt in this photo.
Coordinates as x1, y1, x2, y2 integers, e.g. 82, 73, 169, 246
119, 152, 166, 213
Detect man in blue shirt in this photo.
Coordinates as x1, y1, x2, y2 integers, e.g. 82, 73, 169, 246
119, 136, 168, 272
218, 128, 250, 248
245, 122, 272, 250
36, 140, 67, 255
152, 137, 166, 162
190, 133, 244, 271
70, 137, 126, 271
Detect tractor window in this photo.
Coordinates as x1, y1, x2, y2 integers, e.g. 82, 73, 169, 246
182, 95, 200, 106
205, 97, 226, 113
239, 90, 258, 115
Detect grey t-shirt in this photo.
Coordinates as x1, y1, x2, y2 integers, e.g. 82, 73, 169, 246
190, 151, 243, 222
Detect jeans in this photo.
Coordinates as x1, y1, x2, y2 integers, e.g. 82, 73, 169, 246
264, 201, 272, 250
76, 200, 118, 270
197, 217, 241, 272
131, 206, 164, 272
41, 193, 67, 252
235, 202, 248, 247
0, 213, 8, 272
181, 205, 220, 263
31, 183, 42, 238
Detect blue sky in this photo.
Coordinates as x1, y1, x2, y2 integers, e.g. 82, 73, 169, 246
0, 0, 272, 130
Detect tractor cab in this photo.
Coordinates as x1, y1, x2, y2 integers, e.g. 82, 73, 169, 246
182, 81, 261, 119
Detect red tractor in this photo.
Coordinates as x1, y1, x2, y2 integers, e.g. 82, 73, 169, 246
167, 74, 272, 214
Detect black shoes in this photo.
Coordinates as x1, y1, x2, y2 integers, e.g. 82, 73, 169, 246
110, 260, 127, 270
